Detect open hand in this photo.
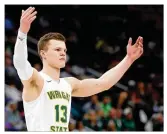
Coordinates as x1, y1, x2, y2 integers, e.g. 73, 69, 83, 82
19, 7, 37, 34
126, 36, 144, 62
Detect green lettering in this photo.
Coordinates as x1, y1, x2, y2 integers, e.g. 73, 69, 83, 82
61, 92, 66, 99
48, 90, 70, 102
61, 105, 67, 123
58, 91, 62, 98
66, 93, 70, 102
55, 91, 61, 98
47, 91, 55, 100
55, 105, 67, 124
50, 126, 55, 132
55, 105, 59, 122
64, 127, 67, 131
59, 126, 63, 132
56, 126, 59, 132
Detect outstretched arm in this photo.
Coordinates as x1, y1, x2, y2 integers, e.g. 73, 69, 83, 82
13, 7, 43, 92
70, 37, 143, 97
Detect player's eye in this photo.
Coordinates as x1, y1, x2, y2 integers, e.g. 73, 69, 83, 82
55, 49, 61, 51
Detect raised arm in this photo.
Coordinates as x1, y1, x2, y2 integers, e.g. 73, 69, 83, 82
13, 7, 43, 101
70, 37, 143, 97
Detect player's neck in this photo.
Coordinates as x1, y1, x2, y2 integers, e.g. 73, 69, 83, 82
41, 64, 60, 81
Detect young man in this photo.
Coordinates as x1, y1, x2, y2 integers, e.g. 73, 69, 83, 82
13, 7, 143, 131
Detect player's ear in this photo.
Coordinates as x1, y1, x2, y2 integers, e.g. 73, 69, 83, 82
40, 50, 46, 60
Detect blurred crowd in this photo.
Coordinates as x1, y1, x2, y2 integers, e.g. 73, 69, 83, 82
5, 5, 163, 131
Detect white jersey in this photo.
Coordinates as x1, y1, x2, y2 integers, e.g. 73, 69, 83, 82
23, 72, 72, 132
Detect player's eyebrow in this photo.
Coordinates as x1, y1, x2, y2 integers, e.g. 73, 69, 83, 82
54, 47, 67, 51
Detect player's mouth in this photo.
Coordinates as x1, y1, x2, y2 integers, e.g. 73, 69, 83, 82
59, 58, 65, 61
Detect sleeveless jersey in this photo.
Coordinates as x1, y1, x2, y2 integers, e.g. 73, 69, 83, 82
23, 72, 72, 132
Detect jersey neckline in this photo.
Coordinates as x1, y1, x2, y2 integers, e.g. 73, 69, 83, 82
39, 71, 61, 84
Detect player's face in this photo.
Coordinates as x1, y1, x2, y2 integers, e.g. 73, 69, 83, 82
45, 39, 67, 69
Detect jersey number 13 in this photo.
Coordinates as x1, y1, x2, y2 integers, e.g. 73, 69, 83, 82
55, 105, 67, 123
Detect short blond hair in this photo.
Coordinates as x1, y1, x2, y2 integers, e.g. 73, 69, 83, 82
37, 32, 66, 59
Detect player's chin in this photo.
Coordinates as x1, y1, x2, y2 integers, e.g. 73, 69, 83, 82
53, 63, 65, 69
59, 63, 66, 68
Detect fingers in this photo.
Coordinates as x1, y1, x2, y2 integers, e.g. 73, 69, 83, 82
136, 36, 141, 44
139, 37, 143, 48
134, 36, 140, 48
139, 42, 143, 48
133, 36, 143, 48
29, 16, 37, 23
27, 11, 37, 21
22, 10, 24, 15
21, 7, 37, 23
128, 37, 132, 46
140, 37, 143, 44
22, 7, 32, 18
23, 7, 35, 19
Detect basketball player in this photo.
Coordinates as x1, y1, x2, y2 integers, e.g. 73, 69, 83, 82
13, 7, 143, 131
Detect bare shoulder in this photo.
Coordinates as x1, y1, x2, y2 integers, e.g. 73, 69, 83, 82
21, 68, 44, 89
22, 69, 44, 102
63, 77, 80, 90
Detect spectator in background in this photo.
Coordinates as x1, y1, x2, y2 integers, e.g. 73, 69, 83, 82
5, 53, 22, 90
115, 109, 123, 131
5, 101, 26, 131
131, 81, 154, 131
151, 113, 163, 131
83, 110, 103, 131
95, 109, 106, 131
5, 54, 17, 80
105, 108, 117, 131
107, 120, 116, 131
74, 121, 93, 131
100, 96, 112, 117
5, 55, 16, 75
68, 119, 76, 131
122, 107, 136, 131
145, 113, 163, 131
74, 121, 85, 131
5, 84, 22, 103
5, 31, 16, 55
105, 108, 123, 131
82, 95, 101, 113
117, 92, 128, 109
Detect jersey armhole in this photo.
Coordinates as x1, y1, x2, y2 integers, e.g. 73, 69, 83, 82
23, 75, 46, 104
61, 78, 73, 93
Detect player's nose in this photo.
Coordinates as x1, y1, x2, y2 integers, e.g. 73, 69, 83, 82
60, 52, 65, 56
